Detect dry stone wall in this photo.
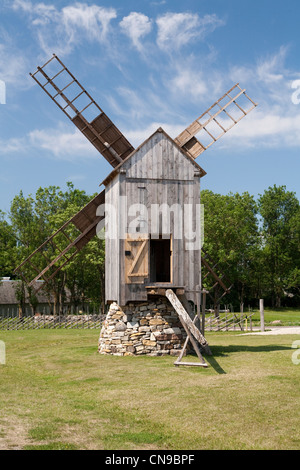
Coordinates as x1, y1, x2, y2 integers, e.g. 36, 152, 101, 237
98, 297, 188, 356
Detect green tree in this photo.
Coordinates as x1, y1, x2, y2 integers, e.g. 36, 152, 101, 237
9, 183, 105, 314
0, 210, 17, 278
258, 185, 300, 307
201, 190, 259, 309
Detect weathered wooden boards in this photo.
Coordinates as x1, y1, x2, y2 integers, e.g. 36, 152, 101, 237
165, 289, 212, 367
105, 130, 203, 305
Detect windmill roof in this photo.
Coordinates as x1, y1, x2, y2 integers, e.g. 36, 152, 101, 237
100, 127, 206, 187
0, 280, 71, 305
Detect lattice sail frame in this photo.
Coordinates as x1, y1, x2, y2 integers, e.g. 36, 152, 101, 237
175, 83, 257, 159
14, 191, 105, 293
201, 249, 233, 304
30, 54, 134, 168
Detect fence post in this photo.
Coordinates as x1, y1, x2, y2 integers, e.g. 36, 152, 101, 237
260, 299, 265, 332
201, 290, 206, 336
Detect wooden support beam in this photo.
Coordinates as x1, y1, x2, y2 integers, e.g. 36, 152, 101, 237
165, 289, 212, 358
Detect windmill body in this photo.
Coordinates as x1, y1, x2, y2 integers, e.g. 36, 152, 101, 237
102, 127, 205, 306
15, 55, 257, 363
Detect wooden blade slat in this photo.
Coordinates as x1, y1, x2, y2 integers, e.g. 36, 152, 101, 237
14, 190, 105, 289
30, 54, 135, 168
175, 83, 257, 159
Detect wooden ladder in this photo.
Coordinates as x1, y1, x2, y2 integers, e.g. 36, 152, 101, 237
175, 83, 257, 159
30, 54, 134, 168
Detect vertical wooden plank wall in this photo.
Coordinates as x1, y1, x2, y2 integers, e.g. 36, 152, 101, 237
105, 130, 202, 305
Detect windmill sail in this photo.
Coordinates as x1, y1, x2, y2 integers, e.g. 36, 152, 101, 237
14, 191, 105, 292
175, 83, 257, 159
30, 54, 134, 168
201, 250, 233, 304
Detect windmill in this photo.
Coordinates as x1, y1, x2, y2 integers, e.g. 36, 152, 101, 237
14, 54, 257, 364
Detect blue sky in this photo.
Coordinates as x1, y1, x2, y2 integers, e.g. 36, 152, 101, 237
0, 0, 300, 214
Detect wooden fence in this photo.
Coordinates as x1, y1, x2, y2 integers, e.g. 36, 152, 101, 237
0, 314, 104, 330
205, 311, 254, 331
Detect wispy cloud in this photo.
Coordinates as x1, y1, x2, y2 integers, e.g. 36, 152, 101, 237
216, 46, 300, 150
11, 1, 117, 56
7, 3, 300, 154
156, 13, 225, 51
0, 123, 99, 160
28, 125, 99, 159
124, 122, 183, 147
120, 12, 152, 52
0, 43, 30, 89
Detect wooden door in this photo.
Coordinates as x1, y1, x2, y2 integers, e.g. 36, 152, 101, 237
125, 236, 149, 284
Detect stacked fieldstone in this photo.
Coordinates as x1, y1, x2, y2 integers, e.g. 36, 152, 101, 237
98, 297, 187, 356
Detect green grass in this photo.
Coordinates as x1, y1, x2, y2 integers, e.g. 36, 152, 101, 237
208, 307, 300, 326
0, 329, 299, 450
251, 307, 300, 326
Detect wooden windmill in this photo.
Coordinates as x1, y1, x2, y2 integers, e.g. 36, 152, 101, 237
14, 54, 257, 365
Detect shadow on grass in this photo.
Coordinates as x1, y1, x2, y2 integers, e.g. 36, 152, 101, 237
200, 344, 291, 375
204, 355, 226, 374
210, 344, 291, 357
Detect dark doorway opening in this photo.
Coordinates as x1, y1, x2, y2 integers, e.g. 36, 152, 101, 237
150, 238, 171, 283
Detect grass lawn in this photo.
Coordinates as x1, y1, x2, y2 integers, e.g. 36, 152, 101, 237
0, 329, 299, 450
250, 308, 300, 326
206, 307, 300, 327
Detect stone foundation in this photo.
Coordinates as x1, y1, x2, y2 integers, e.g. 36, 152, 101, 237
98, 297, 187, 356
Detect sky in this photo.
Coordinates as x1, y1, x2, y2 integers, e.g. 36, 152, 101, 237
0, 0, 300, 214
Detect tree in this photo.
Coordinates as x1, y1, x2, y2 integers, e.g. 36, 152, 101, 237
201, 190, 259, 309
9, 183, 105, 314
0, 210, 17, 278
258, 185, 300, 307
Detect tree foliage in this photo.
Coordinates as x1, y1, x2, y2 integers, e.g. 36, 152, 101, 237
201, 185, 300, 308
0, 183, 299, 313
5, 183, 105, 314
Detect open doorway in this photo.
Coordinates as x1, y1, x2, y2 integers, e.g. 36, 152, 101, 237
150, 237, 171, 283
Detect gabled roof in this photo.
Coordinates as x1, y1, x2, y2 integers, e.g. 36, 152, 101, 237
101, 127, 206, 186
0, 280, 71, 305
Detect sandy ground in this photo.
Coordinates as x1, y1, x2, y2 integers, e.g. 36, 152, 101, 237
240, 326, 300, 336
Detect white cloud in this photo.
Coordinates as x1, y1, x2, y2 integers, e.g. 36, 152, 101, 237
12, 0, 58, 24
0, 43, 30, 89
125, 122, 184, 147
212, 106, 300, 152
12, 1, 117, 56
0, 124, 99, 160
62, 3, 117, 44
0, 136, 27, 154
120, 12, 152, 51
28, 126, 99, 159
169, 68, 208, 99
256, 46, 288, 84
156, 13, 224, 51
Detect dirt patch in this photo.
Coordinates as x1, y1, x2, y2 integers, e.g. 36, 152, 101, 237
0, 417, 34, 450
241, 327, 300, 336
